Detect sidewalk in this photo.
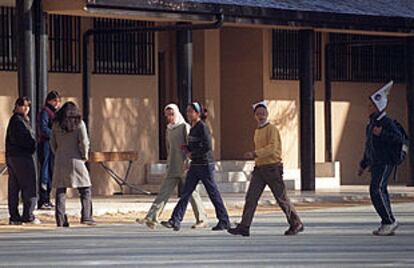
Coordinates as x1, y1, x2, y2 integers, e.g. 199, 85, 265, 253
0, 186, 413, 219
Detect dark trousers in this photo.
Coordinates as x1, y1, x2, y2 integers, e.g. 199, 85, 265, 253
370, 165, 395, 225
171, 163, 229, 224
55, 187, 93, 226
240, 164, 301, 229
7, 156, 38, 222
38, 142, 53, 205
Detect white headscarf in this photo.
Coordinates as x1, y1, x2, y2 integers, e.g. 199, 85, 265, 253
252, 100, 270, 128
252, 100, 268, 111
164, 103, 186, 129
370, 81, 393, 112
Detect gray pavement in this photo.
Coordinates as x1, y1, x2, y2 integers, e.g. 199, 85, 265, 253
1, 185, 413, 219
0, 202, 413, 267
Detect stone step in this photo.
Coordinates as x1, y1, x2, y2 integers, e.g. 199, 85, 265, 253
146, 171, 252, 185
132, 175, 296, 195
146, 161, 255, 178
214, 172, 251, 182
214, 160, 255, 172
198, 182, 250, 195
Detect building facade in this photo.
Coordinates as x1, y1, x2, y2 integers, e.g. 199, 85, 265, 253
0, 0, 413, 198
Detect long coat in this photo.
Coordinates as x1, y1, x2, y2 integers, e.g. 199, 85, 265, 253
50, 120, 91, 189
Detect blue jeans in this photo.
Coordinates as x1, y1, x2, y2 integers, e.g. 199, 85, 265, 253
171, 163, 229, 224
38, 141, 54, 204
370, 165, 395, 225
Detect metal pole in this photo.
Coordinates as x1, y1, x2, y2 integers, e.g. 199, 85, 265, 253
16, 0, 37, 125
82, 32, 91, 130
35, 0, 48, 113
176, 24, 192, 114
324, 45, 333, 162
406, 37, 414, 186
299, 29, 316, 191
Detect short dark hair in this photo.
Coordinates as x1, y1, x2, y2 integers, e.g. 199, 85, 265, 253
46, 90, 60, 102
56, 101, 81, 132
15, 96, 31, 107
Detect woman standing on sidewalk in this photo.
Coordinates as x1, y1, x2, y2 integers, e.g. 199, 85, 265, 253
51, 102, 95, 227
136, 103, 208, 229
161, 102, 230, 231
6, 97, 40, 225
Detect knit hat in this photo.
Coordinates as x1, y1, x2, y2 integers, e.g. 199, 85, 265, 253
370, 81, 393, 112
252, 101, 268, 112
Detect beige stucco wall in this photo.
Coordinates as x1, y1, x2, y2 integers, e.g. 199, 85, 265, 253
0, 71, 158, 199
1, 25, 411, 200
260, 29, 409, 185
220, 27, 265, 159
0, 72, 18, 198
49, 73, 158, 196
331, 82, 409, 185
193, 29, 222, 160
88, 75, 158, 195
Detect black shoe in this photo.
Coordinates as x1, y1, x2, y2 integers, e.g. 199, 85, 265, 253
9, 220, 22, 226
57, 222, 70, 228
38, 202, 54, 210
58, 215, 70, 228
161, 220, 180, 231
228, 225, 250, 237
212, 221, 230, 231
284, 223, 304, 236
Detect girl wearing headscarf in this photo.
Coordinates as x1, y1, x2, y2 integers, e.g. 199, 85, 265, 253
161, 102, 230, 231
137, 103, 208, 229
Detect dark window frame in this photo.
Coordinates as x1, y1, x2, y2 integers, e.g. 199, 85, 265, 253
93, 18, 155, 75
48, 14, 82, 73
271, 29, 322, 81
0, 6, 17, 71
329, 33, 405, 83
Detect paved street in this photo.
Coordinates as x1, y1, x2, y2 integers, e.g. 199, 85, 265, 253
0, 202, 413, 268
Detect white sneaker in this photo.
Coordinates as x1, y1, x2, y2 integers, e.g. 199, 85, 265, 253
191, 221, 209, 229
23, 218, 42, 225
373, 222, 399, 236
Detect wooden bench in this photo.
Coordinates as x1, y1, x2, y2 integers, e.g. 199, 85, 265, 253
89, 151, 152, 195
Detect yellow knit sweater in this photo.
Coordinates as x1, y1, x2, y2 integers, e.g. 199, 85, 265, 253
254, 123, 282, 166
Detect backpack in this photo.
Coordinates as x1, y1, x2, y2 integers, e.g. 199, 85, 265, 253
390, 120, 409, 181
390, 120, 409, 166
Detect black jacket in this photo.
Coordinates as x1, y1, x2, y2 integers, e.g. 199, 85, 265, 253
6, 113, 36, 158
360, 112, 402, 169
188, 120, 214, 165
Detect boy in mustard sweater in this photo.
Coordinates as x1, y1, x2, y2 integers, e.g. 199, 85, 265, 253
228, 101, 303, 236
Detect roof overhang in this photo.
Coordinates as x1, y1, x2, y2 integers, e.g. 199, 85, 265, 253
0, 0, 14, 7
41, 0, 414, 35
